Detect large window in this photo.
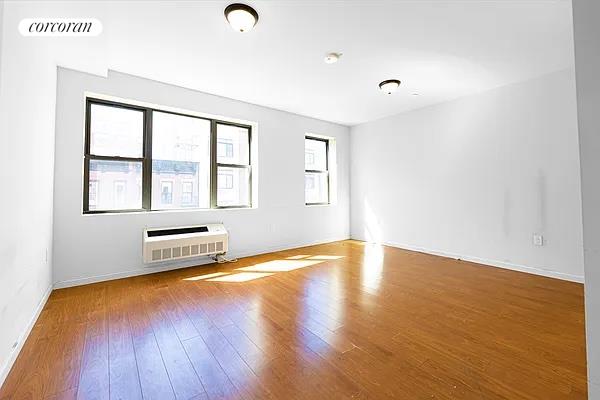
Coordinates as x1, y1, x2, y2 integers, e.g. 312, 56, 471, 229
84, 98, 252, 213
305, 136, 329, 205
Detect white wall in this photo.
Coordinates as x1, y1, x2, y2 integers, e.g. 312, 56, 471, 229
573, 0, 600, 396
52, 68, 350, 287
0, 3, 57, 386
0, 1, 107, 386
350, 69, 584, 282
0, 0, 4, 93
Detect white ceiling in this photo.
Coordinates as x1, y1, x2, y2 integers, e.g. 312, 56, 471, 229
98, 0, 575, 126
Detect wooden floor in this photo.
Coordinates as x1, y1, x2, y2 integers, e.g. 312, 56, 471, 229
0, 240, 587, 399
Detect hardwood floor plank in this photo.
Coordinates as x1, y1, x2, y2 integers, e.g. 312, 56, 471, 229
106, 282, 143, 400
76, 335, 109, 400
200, 325, 272, 399
143, 287, 205, 400
182, 336, 240, 400
131, 333, 176, 400
76, 285, 109, 400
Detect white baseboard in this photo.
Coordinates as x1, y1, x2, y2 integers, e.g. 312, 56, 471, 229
53, 235, 350, 289
0, 284, 52, 388
352, 236, 584, 283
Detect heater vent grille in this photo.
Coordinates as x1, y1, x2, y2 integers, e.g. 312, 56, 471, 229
143, 224, 229, 264
173, 247, 181, 258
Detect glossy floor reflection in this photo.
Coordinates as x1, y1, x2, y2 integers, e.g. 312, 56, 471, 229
0, 240, 587, 400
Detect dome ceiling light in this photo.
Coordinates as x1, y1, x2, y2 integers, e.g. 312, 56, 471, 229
379, 79, 401, 94
224, 3, 259, 33
324, 52, 342, 64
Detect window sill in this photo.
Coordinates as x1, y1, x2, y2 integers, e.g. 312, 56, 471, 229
305, 203, 331, 207
82, 206, 256, 216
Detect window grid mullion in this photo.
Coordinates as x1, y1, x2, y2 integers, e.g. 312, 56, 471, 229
87, 155, 145, 162
210, 120, 218, 209
217, 163, 251, 169
143, 108, 153, 210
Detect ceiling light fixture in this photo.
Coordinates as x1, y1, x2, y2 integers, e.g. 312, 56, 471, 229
324, 52, 342, 64
379, 79, 401, 94
224, 3, 259, 33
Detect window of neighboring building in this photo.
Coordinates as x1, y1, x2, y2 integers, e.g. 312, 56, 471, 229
89, 180, 98, 208
83, 98, 253, 213
218, 171, 234, 189
305, 150, 315, 166
218, 138, 234, 158
113, 180, 127, 207
160, 181, 173, 204
305, 136, 329, 205
181, 180, 194, 205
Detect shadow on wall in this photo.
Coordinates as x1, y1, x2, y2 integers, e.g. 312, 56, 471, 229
536, 169, 547, 235
363, 199, 383, 243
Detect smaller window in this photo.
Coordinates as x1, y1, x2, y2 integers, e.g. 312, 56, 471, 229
305, 137, 329, 205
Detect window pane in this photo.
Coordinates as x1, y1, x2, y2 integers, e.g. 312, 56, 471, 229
217, 124, 249, 165
305, 172, 328, 204
152, 112, 210, 209
90, 104, 144, 157
217, 166, 250, 207
89, 160, 143, 210
305, 138, 327, 171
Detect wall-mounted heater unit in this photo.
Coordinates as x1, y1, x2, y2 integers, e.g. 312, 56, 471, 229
143, 223, 228, 264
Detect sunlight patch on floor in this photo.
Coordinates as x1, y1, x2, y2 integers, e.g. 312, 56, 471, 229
306, 255, 345, 260
286, 255, 311, 260
238, 259, 322, 272
183, 272, 229, 281
206, 272, 274, 282
183, 254, 346, 283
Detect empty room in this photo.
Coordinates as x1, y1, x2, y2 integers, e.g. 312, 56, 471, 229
1, 0, 599, 399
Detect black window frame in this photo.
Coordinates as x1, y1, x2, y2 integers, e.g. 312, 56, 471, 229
83, 97, 253, 214
304, 136, 330, 205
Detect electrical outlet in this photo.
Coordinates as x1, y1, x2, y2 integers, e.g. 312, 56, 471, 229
533, 234, 544, 246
